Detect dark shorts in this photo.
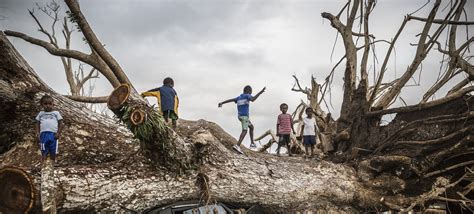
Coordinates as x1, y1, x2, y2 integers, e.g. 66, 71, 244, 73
278, 134, 291, 146
162, 110, 178, 121
303, 135, 316, 145
40, 131, 58, 156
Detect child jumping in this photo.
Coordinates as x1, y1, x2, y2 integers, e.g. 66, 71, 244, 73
218, 85, 265, 153
142, 77, 179, 129
35, 95, 63, 163
300, 107, 318, 158
276, 103, 296, 156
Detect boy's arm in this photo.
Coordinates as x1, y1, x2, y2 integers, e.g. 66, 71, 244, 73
35, 121, 40, 141
300, 124, 304, 137
218, 98, 236, 107
250, 87, 266, 102
314, 119, 319, 134
56, 120, 63, 139
141, 91, 160, 97
291, 118, 296, 134
276, 123, 280, 136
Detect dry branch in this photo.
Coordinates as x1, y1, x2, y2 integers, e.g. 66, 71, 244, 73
368, 86, 473, 116
64, 95, 108, 103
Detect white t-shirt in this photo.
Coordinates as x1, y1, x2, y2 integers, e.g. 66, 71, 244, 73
302, 117, 318, 136
36, 111, 63, 133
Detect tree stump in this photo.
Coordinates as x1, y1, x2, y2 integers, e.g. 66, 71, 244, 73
0, 166, 35, 214
107, 84, 131, 111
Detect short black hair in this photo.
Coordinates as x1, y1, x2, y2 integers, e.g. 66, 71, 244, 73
305, 107, 313, 113
243, 85, 252, 93
40, 94, 53, 103
163, 77, 174, 86
280, 103, 288, 109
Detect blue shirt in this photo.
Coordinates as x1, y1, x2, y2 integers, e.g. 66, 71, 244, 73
235, 94, 253, 116
149, 86, 178, 112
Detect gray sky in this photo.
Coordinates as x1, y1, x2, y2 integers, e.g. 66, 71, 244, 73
1, 0, 473, 147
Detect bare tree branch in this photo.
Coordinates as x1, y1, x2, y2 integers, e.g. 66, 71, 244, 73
375, 0, 442, 109
321, 8, 358, 118
447, 78, 471, 95
291, 75, 310, 97
359, 0, 375, 90
65, 0, 131, 86
4, 30, 120, 87
64, 95, 108, 103
368, 86, 473, 116
368, 17, 408, 106
408, 15, 474, 25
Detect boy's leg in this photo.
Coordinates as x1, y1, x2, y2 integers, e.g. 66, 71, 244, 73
237, 116, 250, 147
286, 135, 292, 156
170, 111, 178, 129
237, 130, 247, 146
39, 132, 49, 163
309, 136, 315, 157
47, 135, 58, 162
248, 122, 255, 147
162, 110, 170, 123
304, 145, 309, 158
171, 119, 177, 129
276, 137, 282, 156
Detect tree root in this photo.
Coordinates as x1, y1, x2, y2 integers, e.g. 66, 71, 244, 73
374, 111, 473, 154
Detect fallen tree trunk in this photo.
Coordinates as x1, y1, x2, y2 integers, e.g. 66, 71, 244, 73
1, 24, 473, 213
0, 31, 392, 213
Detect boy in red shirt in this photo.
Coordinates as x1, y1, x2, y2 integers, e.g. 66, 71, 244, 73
276, 103, 296, 156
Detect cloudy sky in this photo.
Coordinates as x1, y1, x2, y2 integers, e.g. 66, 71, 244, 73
1, 0, 472, 148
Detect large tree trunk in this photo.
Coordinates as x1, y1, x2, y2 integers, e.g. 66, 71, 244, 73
0, 26, 472, 213
0, 31, 375, 212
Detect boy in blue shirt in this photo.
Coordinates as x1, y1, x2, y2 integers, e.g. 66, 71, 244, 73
218, 85, 265, 153
35, 95, 63, 162
142, 77, 179, 129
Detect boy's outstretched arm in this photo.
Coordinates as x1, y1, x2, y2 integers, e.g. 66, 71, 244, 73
250, 87, 266, 101
218, 98, 236, 108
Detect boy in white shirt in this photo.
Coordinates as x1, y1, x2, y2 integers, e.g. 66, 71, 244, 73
299, 108, 318, 158
35, 95, 63, 162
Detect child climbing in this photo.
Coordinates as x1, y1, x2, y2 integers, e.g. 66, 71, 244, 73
141, 77, 179, 129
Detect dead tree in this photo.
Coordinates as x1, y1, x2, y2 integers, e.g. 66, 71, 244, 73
0, 0, 473, 213
24, 1, 102, 103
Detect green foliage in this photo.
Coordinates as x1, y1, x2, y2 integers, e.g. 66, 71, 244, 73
117, 105, 193, 173
119, 105, 167, 141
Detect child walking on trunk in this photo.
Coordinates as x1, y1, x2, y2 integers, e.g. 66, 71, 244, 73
218, 85, 265, 154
